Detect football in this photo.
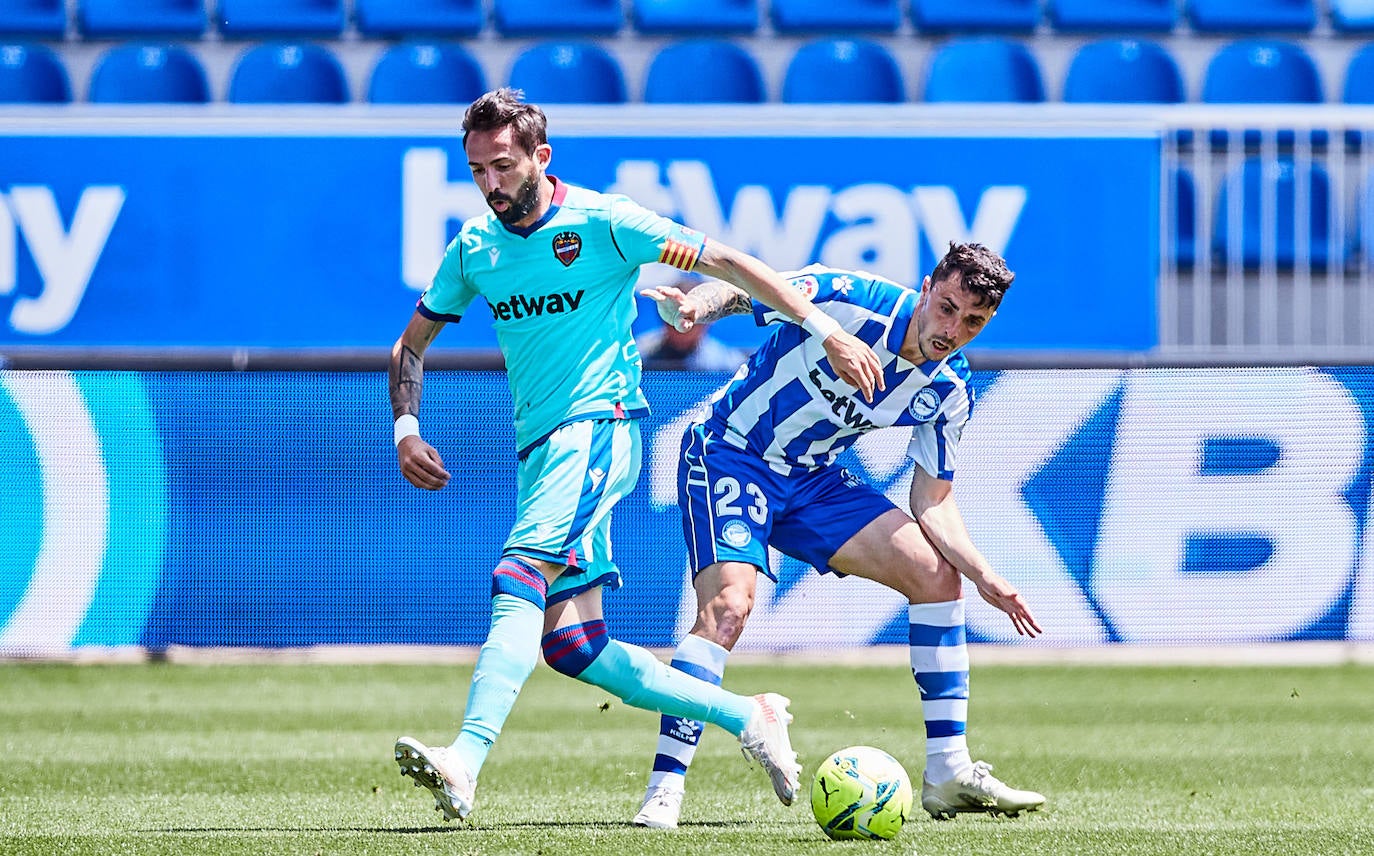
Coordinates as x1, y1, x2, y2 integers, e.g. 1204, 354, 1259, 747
810, 746, 913, 841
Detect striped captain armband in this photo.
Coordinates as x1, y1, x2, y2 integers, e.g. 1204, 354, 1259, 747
658, 236, 703, 271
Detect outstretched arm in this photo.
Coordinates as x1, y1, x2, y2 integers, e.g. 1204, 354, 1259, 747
389, 310, 451, 491
909, 466, 1042, 637
640, 279, 753, 331
690, 239, 884, 402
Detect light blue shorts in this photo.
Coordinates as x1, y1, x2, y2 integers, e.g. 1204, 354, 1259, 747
504, 418, 641, 604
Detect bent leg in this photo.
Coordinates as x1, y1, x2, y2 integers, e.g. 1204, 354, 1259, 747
642, 561, 760, 805
829, 510, 974, 784
541, 589, 755, 735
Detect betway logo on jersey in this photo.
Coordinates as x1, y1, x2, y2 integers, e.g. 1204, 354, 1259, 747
400, 149, 1025, 291
490, 289, 585, 321
808, 367, 877, 430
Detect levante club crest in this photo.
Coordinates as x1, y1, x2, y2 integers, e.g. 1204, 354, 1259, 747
552, 231, 582, 267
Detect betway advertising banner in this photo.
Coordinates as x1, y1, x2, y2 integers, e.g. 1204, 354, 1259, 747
0, 111, 1159, 353
2, 367, 1370, 655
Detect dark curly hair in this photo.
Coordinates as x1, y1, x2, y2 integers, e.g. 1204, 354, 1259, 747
930, 242, 1014, 309
461, 88, 548, 155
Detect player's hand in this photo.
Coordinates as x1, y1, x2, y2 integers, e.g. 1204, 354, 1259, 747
822, 331, 885, 403
640, 286, 698, 332
397, 436, 450, 491
971, 570, 1042, 637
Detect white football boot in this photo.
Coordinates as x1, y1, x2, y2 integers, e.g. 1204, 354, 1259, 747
394, 736, 476, 822
737, 693, 801, 806
921, 760, 1046, 819
632, 785, 684, 829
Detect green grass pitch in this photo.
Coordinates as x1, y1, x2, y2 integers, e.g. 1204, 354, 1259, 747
2, 660, 1372, 855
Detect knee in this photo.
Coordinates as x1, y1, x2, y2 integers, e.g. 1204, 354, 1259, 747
541, 620, 608, 678
703, 584, 753, 647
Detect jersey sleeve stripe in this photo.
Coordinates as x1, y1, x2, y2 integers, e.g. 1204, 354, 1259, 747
416, 300, 462, 323
658, 236, 703, 271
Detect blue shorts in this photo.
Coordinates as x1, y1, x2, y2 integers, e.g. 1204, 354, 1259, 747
677, 424, 897, 580
505, 418, 641, 604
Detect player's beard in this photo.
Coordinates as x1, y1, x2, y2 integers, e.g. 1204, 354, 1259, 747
488, 173, 542, 226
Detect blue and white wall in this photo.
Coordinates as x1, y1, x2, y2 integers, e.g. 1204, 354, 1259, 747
1, 368, 1370, 654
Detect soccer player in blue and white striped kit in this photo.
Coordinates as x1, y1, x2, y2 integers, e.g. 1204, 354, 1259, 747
633, 243, 1047, 829
386, 89, 885, 824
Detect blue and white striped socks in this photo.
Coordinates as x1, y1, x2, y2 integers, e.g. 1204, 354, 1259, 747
909, 599, 974, 784
644, 634, 729, 793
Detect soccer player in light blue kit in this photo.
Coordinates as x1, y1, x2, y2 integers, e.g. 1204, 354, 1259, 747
633, 243, 1047, 829
386, 88, 884, 823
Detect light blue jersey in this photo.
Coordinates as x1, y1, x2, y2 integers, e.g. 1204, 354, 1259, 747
419, 178, 706, 457
703, 265, 974, 480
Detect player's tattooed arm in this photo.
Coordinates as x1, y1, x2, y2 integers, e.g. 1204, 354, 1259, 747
389, 312, 445, 418
687, 281, 754, 324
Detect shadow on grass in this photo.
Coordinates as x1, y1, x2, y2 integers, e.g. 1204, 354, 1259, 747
140, 820, 778, 834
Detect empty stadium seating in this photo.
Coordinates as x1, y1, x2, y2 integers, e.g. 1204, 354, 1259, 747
507, 41, 626, 104
1049, 0, 1178, 32
643, 39, 765, 103
218, 0, 345, 39
0, 42, 69, 102
911, 0, 1040, 33
88, 43, 210, 103
0, 1, 65, 37
1212, 158, 1337, 269
354, 0, 483, 37
79, 0, 207, 37
368, 42, 485, 104
228, 42, 349, 103
781, 38, 904, 103
0, 0, 1370, 112
494, 0, 622, 36
1331, 0, 1374, 31
1188, 0, 1317, 33
1063, 39, 1185, 103
1203, 40, 1325, 146
770, 0, 902, 32
631, 0, 758, 34
923, 38, 1045, 102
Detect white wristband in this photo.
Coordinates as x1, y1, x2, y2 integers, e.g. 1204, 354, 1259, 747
393, 414, 420, 447
801, 310, 842, 341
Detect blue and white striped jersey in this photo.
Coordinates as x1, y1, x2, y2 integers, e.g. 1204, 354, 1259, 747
701, 265, 974, 479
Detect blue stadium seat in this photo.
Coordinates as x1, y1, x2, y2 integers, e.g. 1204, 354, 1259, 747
631, 0, 758, 34
494, 0, 621, 36
1049, 0, 1178, 32
1342, 43, 1374, 147
354, 0, 483, 37
79, 0, 206, 36
218, 0, 344, 38
228, 43, 349, 103
1063, 39, 1184, 103
507, 42, 626, 104
1203, 40, 1323, 146
368, 42, 484, 104
911, 0, 1039, 33
923, 38, 1044, 102
1188, 0, 1316, 33
0, 42, 69, 102
771, 0, 901, 32
1213, 158, 1336, 269
89, 44, 209, 103
644, 40, 764, 103
0, 1, 65, 37
1332, 0, 1374, 31
782, 39, 903, 103
1172, 168, 1196, 268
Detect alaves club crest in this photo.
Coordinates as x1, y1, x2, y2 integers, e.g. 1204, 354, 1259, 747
552, 231, 582, 267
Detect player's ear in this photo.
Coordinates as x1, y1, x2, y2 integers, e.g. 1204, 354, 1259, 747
534, 143, 552, 170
